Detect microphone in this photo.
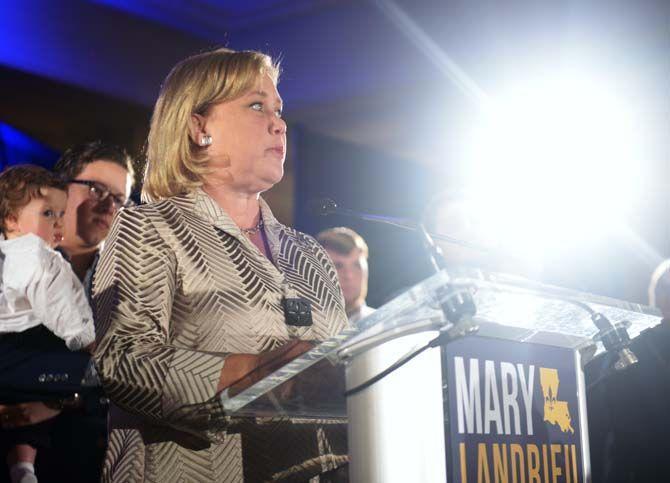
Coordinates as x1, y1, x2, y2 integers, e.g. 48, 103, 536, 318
308, 197, 339, 217
309, 197, 415, 228
309, 197, 490, 252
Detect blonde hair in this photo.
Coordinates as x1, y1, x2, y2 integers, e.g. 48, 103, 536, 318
142, 47, 280, 202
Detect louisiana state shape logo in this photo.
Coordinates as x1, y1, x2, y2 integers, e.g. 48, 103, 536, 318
446, 338, 584, 483
540, 367, 574, 434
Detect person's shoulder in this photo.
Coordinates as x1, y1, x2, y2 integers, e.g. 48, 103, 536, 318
283, 226, 322, 252
107, 196, 197, 250
0, 233, 45, 253
124, 194, 195, 218
634, 320, 670, 350
124, 198, 170, 215
0, 234, 54, 264
113, 197, 185, 227
286, 229, 342, 273
0, 234, 65, 282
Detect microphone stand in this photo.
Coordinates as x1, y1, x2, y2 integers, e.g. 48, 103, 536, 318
416, 222, 478, 338
338, 207, 478, 398
314, 198, 478, 333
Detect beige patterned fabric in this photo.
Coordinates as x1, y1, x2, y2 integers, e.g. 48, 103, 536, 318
92, 189, 349, 482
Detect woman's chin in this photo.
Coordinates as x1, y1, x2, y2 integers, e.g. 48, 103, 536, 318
245, 178, 283, 195
260, 168, 285, 189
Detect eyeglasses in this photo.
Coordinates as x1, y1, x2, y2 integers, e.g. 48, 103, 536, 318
69, 179, 134, 209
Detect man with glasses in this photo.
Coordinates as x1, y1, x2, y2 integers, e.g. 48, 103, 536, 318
54, 141, 134, 282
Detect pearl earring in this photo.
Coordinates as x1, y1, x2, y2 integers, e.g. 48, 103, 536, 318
200, 134, 212, 146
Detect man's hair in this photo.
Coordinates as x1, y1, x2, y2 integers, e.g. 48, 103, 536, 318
649, 259, 670, 307
53, 140, 134, 182
317, 227, 369, 258
0, 165, 68, 235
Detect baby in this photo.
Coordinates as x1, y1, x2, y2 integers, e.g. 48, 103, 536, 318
0, 165, 95, 483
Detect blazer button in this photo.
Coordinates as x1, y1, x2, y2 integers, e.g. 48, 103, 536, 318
46, 374, 54, 382
38, 374, 46, 383
63, 374, 69, 381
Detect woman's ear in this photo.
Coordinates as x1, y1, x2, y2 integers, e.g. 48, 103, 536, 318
188, 113, 208, 146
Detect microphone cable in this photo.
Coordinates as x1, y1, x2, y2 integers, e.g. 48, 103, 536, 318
343, 288, 473, 398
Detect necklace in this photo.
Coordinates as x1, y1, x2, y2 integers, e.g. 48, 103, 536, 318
241, 217, 264, 236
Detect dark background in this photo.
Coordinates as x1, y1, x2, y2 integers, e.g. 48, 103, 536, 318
2, 0, 669, 307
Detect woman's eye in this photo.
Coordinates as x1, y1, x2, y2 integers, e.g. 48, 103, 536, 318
250, 102, 263, 111
43, 210, 54, 217
275, 109, 283, 118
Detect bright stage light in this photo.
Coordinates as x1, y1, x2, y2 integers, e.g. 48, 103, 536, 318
461, 73, 641, 266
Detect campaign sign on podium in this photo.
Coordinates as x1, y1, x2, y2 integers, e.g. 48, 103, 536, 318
445, 336, 586, 483
216, 268, 661, 482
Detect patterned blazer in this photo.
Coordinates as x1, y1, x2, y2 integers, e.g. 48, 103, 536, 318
92, 189, 349, 482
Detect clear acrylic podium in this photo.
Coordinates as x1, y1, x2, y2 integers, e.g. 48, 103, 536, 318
219, 268, 661, 482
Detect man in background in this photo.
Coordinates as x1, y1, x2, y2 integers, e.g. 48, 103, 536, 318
54, 141, 135, 282
317, 227, 374, 324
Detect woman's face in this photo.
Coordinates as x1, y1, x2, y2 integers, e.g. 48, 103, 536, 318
197, 73, 287, 193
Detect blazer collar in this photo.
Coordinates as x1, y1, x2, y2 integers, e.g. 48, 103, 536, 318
188, 188, 284, 244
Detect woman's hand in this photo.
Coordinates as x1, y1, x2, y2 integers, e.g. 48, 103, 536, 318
217, 339, 314, 396
0, 402, 62, 429
292, 358, 345, 403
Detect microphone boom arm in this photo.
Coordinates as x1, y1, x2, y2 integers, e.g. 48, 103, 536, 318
332, 206, 490, 253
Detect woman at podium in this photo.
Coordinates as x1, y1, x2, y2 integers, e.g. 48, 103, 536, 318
91, 48, 349, 482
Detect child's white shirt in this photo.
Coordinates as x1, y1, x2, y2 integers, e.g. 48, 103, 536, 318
0, 233, 95, 350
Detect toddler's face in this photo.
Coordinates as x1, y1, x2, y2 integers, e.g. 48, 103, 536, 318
8, 188, 68, 248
